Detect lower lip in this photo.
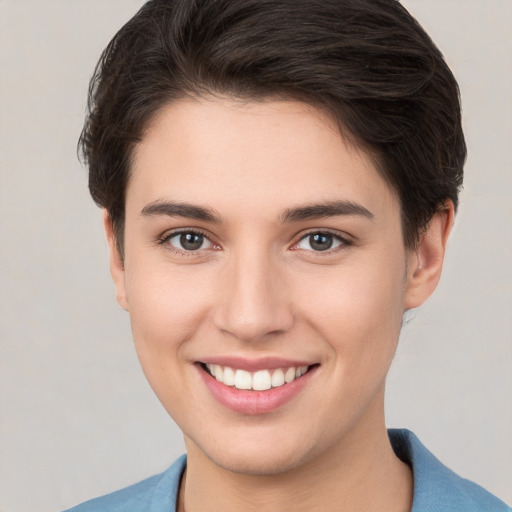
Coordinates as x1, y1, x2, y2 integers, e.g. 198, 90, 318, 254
198, 365, 317, 415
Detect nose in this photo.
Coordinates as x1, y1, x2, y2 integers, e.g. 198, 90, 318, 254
212, 247, 294, 343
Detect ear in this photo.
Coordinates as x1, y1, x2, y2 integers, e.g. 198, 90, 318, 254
103, 210, 129, 311
404, 201, 455, 310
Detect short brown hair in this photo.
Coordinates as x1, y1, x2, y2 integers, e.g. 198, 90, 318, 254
79, 0, 466, 254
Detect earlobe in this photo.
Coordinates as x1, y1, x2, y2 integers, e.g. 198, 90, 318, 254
404, 201, 454, 310
103, 210, 129, 311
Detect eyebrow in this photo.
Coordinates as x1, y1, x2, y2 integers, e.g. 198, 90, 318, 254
281, 200, 374, 223
140, 199, 374, 224
140, 200, 222, 223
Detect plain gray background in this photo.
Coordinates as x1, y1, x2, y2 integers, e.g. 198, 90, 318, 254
1, 1, 511, 511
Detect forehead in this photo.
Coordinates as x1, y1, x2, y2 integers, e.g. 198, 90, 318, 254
127, 97, 398, 222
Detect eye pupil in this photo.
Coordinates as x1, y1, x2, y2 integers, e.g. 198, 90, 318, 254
310, 233, 333, 251
180, 232, 203, 250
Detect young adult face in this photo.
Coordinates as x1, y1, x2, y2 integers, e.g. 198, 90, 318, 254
106, 97, 451, 476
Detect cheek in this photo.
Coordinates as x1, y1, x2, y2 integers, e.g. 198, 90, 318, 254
123, 261, 220, 423
300, 254, 406, 368
125, 260, 215, 367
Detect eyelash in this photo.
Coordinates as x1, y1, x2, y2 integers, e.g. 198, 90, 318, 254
157, 229, 217, 257
291, 229, 353, 255
157, 228, 353, 256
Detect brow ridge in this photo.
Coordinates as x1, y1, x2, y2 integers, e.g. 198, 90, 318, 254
140, 200, 221, 223
281, 200, 374, 223
140, 199, 373, 224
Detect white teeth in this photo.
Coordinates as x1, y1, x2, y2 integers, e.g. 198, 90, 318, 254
234, 369, 252, 390
252, 370, 272, 391
213, 364, 223, 381
223, 366, 235, 386
284, 367, 296, 383
271, 368, 285, 387
205, 363, 310, 390
295, 366, 308, 378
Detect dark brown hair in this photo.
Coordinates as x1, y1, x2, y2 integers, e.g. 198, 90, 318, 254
79, 0, 466, 254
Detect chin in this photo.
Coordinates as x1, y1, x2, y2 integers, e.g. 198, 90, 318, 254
186, 427, 319, 477
210, 447, 309, 476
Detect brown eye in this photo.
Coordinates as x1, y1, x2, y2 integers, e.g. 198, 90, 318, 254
296, 232, 345, 252
166, 231, 213, 251
309, 233, 333, 251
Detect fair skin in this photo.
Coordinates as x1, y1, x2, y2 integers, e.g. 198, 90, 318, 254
105, 97, 453, 512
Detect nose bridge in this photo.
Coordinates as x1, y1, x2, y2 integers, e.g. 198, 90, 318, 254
213, 242, 293, 342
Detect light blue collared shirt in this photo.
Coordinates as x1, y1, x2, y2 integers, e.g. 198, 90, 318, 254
64, 429, 511, 512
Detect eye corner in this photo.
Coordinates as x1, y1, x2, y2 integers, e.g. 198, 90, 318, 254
291, 229, 354, 254
157, 228, 221, 255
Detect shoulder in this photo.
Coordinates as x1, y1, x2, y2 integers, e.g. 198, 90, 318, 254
62, 455, 186, 512
389, 429, 511, 512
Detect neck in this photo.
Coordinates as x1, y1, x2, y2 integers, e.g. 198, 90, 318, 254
178, 393, 412, 512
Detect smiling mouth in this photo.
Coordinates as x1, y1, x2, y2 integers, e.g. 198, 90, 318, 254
200, 363, 316, 391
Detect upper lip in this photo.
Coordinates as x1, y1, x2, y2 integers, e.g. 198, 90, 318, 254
198, 356, 317, 372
